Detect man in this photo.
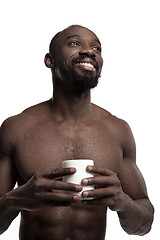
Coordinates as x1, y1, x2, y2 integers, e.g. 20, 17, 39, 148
0, 25, 154, 240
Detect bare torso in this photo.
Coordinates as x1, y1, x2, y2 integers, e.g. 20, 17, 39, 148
0, 24, 154, 239
8, 101, 123, 240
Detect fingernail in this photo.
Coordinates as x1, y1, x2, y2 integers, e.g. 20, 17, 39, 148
83, 191, 89, 198
75, 185, 82, 192
73, 195, 80, 201
82, 179, 88, 185
70, 168, 76, 173
87, 166, 93, 171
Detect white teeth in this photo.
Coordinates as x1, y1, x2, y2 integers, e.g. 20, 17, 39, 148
79, 62, 94, 68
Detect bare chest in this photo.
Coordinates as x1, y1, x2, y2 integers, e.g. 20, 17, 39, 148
14, 122, 123, 182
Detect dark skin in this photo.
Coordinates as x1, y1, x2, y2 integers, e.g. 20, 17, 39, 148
0, 26, 154, 240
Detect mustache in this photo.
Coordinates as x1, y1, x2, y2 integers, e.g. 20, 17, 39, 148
70, 55, 100, 71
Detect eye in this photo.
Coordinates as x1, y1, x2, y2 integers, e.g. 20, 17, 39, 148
70, 41, 81, 47
92, 46, 101, 53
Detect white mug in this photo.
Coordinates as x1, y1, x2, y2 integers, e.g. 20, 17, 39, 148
62, 159, 94, 200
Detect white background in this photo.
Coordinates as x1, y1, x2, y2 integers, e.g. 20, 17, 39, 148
0, 0, 159, 239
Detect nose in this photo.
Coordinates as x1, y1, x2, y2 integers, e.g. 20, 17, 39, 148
79, 45, 96, 58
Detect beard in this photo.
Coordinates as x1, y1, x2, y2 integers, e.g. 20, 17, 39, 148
67, 66, 100, 91
54, 56, 101, 92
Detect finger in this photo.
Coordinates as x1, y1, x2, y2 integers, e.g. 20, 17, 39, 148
82, 195, 118, 209
82, 176, 114, 187
43, 168, 76, 179
44, 194, 81, 206
82, 197, 109, 206
87, 166, 115, 176
45, 181, 82, 192
43, 191, 81, 203
82, 187, 113, 199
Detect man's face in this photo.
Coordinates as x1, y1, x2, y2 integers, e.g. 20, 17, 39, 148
52, 26, 103, 91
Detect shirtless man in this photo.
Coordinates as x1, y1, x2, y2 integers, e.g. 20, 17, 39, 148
0, 25, 154, 240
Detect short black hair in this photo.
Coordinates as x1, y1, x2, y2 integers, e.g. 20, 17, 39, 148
49, 31, 61, 56
49, 25, 84, 56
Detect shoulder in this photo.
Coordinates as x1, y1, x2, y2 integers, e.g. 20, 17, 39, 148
1, 100, 49, 128
0, 100, 50, 150
92, 103, 136, 151
92, 103, 130, 130
0, 115, 19, 154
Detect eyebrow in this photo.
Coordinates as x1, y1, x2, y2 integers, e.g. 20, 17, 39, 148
66, 35, 80, 40
94, 38, 101, 45
66, 35, 101, 45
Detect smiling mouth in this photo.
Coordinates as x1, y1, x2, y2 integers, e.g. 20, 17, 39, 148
75, 62, 96, 72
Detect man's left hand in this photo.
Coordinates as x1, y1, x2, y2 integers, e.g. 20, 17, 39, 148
81, 166, 129, 211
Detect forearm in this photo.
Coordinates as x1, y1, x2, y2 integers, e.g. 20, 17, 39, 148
0, 194, 19, 234
117, 196, 154, 235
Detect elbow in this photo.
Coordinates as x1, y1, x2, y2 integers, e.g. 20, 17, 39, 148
137, 213, 154, 236
127, 205, 154, 236
123, 223, 152, 236
140, 203, 154, 236
131, 222, 153, 236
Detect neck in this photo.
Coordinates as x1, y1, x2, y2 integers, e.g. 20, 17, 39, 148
51, 84, 92, 122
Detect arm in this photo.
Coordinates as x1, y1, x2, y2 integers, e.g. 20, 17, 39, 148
116, 122, 154, 235
0, 118, 82, 234
81, 120, 154, 235
0, 119, 19, 234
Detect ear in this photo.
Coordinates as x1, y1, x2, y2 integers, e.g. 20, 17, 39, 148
44, 53, 54, 68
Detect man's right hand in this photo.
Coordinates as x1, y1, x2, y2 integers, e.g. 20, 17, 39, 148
4, 168, 82, 211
